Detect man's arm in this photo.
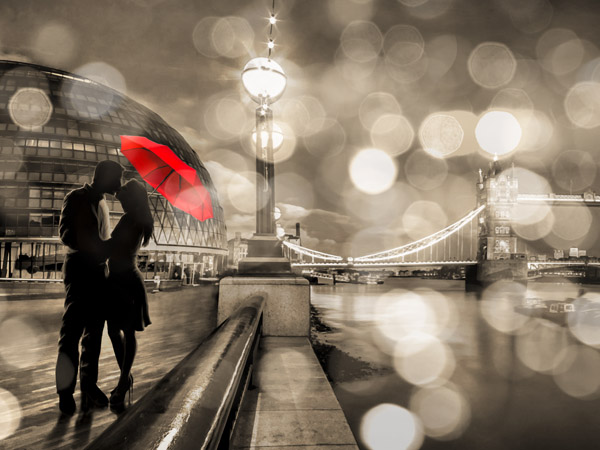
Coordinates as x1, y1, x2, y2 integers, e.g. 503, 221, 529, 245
59, 191, 109, 259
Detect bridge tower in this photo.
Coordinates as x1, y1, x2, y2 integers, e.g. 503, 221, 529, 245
474, 159, 528, 283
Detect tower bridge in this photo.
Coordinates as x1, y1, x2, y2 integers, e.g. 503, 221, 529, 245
282, 161, 600, 283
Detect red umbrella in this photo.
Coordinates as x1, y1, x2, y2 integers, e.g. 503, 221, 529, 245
119, 135, 214, 221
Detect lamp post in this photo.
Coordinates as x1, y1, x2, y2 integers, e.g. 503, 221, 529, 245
240, 57, 290, 273
242, 57, 286, 236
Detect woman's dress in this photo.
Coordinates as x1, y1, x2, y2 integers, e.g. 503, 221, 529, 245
108, 213, 151, 331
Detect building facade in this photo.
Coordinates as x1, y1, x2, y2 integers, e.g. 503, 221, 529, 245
0, 60, 227, 281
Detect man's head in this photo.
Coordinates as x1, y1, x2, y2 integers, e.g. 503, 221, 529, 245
92, 160, 124, 195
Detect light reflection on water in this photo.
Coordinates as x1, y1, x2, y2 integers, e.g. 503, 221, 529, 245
312, 278, 600, 449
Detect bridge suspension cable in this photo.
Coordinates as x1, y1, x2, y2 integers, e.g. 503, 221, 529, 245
282, 240, 344, 261
354, 205, 485, 262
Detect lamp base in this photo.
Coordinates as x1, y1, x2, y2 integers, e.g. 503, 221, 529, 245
238, 234, 291, 274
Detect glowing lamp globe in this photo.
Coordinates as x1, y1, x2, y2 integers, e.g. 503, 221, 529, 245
242, 57, 287, 104
252, 123, 284, 150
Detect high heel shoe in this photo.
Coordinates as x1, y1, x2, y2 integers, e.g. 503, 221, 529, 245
109, 375, 133, 413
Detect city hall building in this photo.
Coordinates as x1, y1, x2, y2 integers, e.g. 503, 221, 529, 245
0, 60, 227, 282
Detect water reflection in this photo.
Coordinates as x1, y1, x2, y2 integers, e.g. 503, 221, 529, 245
312, 278, 600, 449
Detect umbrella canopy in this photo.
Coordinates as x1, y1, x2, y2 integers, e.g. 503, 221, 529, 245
119, 135, 214, 221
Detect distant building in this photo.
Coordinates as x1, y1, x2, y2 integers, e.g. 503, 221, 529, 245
554, 249, 564, 259
0, 60, 228, 281
569, 248, 579, 258
227, 232, 248, 269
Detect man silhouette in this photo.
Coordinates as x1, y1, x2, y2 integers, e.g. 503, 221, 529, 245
55, 160, 123, 415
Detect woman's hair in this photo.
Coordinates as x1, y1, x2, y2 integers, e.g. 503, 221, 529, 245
119, 179, 154, 246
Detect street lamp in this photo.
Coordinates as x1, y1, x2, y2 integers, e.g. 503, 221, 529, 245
242, 57, 287, 235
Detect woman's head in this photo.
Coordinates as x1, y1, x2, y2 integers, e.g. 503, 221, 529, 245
117, 179, 154, 246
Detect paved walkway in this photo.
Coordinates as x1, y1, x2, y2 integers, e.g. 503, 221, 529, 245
0, 285, 218, 450
232, 337, 359, 449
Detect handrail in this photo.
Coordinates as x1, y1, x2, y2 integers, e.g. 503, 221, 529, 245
85, 295, 265, 450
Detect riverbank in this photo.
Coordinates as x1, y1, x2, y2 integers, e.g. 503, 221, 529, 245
310, 304, 392, 383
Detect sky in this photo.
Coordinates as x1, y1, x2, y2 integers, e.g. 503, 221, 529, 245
3, 0, 600, 257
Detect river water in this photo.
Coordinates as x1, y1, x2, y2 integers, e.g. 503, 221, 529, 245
311, 278, 600, 450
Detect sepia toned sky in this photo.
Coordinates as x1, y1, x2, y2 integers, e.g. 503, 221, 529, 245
2, 0, 600, 257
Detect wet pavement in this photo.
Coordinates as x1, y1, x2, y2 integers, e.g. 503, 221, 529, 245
0, 284, 218, 450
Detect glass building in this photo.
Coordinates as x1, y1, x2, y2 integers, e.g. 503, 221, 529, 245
0, 60, 227, 282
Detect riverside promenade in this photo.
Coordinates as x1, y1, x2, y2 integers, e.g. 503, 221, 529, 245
0, 284, 218, 450
1, 284, 359, 449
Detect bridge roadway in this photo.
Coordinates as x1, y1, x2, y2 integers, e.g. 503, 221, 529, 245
0, 284, 218, 450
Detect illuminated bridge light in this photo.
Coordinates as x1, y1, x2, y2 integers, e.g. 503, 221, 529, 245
354, 205, 485, 263
282, 241, 344, 261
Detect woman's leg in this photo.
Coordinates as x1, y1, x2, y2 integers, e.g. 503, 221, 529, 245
107, 321, 124, 370
117, 329, 137, 388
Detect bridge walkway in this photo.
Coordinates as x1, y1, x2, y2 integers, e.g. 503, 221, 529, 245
232, 336, 358, 449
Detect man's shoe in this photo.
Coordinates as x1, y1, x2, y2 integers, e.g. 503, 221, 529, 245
81, 385, 108, 412
58, 393, 76, 416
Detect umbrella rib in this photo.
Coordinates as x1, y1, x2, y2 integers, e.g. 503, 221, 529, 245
143, 164, 171, 179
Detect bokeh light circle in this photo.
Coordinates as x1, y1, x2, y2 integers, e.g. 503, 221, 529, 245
393, 334, 456, 385
0, 316, 45, 369
405, 150, 448, 190
410, 384, 471, 440
360, 403, 424, 450
402, 201, 447, 242
370, 114, 415, 156
8, 88, 53, 129
480, 281, 529, 334
564, 82, 600, 129
349, 148, 398, 195
359, 92, 402, 131
475, 111, 522, 156
551, 206, 592, 241
340, 20, 383, 63
553, 345, 600, 399
568, 296, 600, 348
551, 150, 596, 193
468, 42, 516, 88
419, 114, 464, 158
383, 25, 425, 67
516, 320, 569, 373
0, 388, 21, 441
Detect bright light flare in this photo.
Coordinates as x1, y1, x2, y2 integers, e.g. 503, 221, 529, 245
360, 404, 424, 450
349, 148, 397, 195
252, 123, 284, 150
410, 384, 471, 440
475, 111, 522, 156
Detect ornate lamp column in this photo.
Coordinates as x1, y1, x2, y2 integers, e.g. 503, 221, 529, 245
239, 57, 290, 273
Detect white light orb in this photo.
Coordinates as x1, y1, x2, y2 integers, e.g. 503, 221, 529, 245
475, 111, 522, 156
242, 57, 287, 104
252, 123, 284, 150
349, 148, 397, 195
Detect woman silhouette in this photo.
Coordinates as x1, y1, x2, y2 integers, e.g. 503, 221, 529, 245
106, 179, 153, 411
